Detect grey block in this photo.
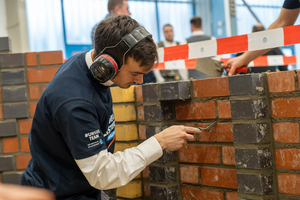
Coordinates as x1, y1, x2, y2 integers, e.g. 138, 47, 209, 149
0, 37, 12, 52
3, 103, 29, 119
2, 173, 22, 184
150, 186, 179, 200
0, 121, 17, 137
239, 198, 274, 200
149, 165, 177, 183
1, 70, 26, 85
0, 54, 24, 68
160, 81, 191, 101
144, 104, 174, 121
233, 123, 269, 143
142, 83, 159, 102
228, 73, 264, 96
2, 86, 27, 102
145, 125, 164, 139
0, 156, 14, 172
156, 150, 178, 163
237, 173, 273, 195
235, 148, 272, 169
230, 99, 268, 120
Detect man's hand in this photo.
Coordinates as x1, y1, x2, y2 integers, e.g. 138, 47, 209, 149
226, 55, 250, 76
154, 125, 200, 151
0, 183, 55, 200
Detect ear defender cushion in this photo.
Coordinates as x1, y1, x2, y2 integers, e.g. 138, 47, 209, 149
90, 54, 119, 83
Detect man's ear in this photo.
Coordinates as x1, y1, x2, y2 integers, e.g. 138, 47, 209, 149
112, 6, 120, 15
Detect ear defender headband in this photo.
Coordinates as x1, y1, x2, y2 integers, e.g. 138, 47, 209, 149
90, 26, 152, 83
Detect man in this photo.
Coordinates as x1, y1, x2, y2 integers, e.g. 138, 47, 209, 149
227, 0, 300, 76
155, 24, 180, 82
157, 24, 180, 48
179, 16, 214, 80
235, 23, 288, 73
91, 0, 131, 47
20, 16, 200, 200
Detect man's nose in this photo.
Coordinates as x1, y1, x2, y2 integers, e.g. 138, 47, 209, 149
134, 74, 144, 84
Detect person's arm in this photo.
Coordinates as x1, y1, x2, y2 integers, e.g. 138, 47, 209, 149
0, 183, 55, 200
75, 125, 199, 190
227, 7, 300, 76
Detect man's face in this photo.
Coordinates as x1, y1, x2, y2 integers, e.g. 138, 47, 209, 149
163, 25, 174, 42
112, 57, 149, 88
115, 1, 131, 15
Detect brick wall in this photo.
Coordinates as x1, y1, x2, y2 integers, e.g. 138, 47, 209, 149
1, 36, 300, 200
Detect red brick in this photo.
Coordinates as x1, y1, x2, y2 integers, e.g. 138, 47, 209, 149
268, 71, 296, 93
182, 185, 223, 200
0, 105, 2, 119
275, 149, 300, 170
273, 123, 299, 143
222, 146, 235, 166
137, 106, 144, 120
26, 52, 37, 66
27, 68, 59, 83
39, 51, 63, 65
142, 165, 149, 178
217, 100, 231, 118
20, 137, 30, 152
18, 119, 33, 134
29, 85, 40, 100
180, 165, 199, 184
193, 77, 229, 98
175, 101, 216, 120
271, 97, 300, 118
135, 85, 143, 102
201, 167, 237, 189
139, 125, 146, 140
41, 85, 47, 92
198, 123, 233, 142
179, 145, 220, 164
30, 102, 37, 117
16, 154, 31, 169
143, 179, 150, 197
226, 192, 238, 200
277, 173, 300, 195
3, 138, 19, 153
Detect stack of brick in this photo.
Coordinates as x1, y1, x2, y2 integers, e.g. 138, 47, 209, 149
0, 37, 63, 183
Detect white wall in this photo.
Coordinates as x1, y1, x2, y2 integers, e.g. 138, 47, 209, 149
1, 0, 29, 53
0, 0, 8, 37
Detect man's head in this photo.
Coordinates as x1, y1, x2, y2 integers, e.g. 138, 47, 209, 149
190, 16, 202, 32
252, 23, 265, 33
94, 16, 158, 88
108, 0, 131, 15
163, 24, 174, 42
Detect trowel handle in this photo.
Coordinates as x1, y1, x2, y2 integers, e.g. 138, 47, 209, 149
224, 65, 248, 73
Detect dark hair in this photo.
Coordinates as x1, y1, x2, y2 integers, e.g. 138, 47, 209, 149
107, 0, 125, 12
190, 16, 202, 28
252, 23, 265, 33
163, 24, 173, 30
94, 15, 158, 71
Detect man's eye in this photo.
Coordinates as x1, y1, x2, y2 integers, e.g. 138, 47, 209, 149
131, 73, 138, 76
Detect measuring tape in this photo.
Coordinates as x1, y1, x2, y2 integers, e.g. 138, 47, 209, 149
157, 24, 300, 70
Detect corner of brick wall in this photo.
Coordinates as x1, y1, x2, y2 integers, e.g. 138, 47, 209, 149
0, 37, 63, 185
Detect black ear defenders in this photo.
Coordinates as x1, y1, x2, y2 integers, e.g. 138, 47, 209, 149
90, 26, 152, 83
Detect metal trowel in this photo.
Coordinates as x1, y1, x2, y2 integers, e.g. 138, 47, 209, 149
195, 57, 248, 77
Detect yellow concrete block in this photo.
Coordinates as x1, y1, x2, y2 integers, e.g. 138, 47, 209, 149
114, 142, 139, 152
115, 124, 138, 141
116, 180, 142, 198
113, 105, 136, 122
111, 86, 135, 103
